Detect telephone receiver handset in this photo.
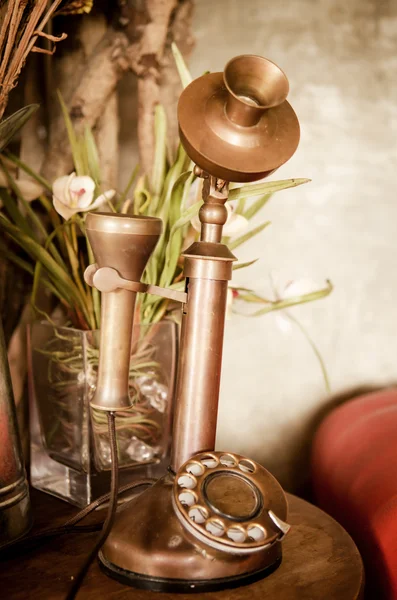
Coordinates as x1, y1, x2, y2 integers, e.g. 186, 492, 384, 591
172, 451, 290, 554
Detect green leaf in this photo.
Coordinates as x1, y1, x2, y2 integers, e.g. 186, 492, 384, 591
84, 127, 101, 186
228, 221, 271, 251
0, 188, 35, 237
57, 90, 84, 176
0, 240, 34, 274
0, 105, 39, 152
160, 176, 191, 283
286, 313, 331, 393
0, 159, 68, 271
235, 289, 273, 303
31, 262, 43, 310
158, 144, 187, 218
171, 43, 193, 88
0, 214, 89, 323
250, 280, 333, 316
233, 258, 259, 271
138, 188, 152, 215
229, 178, 310, 202
4, 151, 52, 192
236, 197, 246, 215
151, 105, 167, 202
243, 194, 272, 220
169, 171, 193, 228
171, 199, 201, 231
0, 241, 65, 303
117, 164, 139, 212
133, 176, 151, 215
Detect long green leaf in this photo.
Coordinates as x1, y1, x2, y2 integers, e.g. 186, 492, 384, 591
0, 243, 65, 304
229, 178, 310, 202
0, 188, 35, 236
160, 172, 193, 287
158, 144, 187, 218
31, 261, 43, 310
286, 313, 330, 392
151, 104, 167, 203
57, 90, 83, 176
117, 164, 139, 211
244, 194, 272, 220
0, 160, 69, 271
168, 171, 193, 228
84, 127, 101, 186
0, 105, 39, 152
0, 214, 89, 321
250, 280, 333, 316
171, 43, 193, 88
0, 241, 34, 274
228, 221, 271, 251
151, 145, 187, 271
4, 151, 52, 192
171, 199, 201, 232
233, 258, 259, 271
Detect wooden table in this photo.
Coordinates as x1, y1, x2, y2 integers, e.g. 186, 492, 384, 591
0, 490, 364, 599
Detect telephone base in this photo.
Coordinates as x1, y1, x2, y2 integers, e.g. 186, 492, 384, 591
99, 464, 287, 594
99, 553, 282, 593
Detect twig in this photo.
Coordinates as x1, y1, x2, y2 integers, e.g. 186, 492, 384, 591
0, 0, 66, 120
0, 1, 16, 74
0, 1, 21, 85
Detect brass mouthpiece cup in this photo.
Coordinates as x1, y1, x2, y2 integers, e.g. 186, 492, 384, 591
224, 55, 289, 127
177, 53, 299, 182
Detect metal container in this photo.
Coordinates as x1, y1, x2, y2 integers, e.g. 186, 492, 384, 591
0, 319, 31, 547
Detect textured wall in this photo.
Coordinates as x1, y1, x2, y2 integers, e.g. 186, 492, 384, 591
188, 0, 397, 491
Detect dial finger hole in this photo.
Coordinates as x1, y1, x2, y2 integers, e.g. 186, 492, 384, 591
178, 491, 196, 507
200, 455, 219, 469
186, 462, 205, 476
227, 526, 247, 543
188, 505, 208, 524
205, 519, 225, 537
238, 459, 256, 474
177, 474, 197, 489
219, 454, 237, 467
247, 525, 266, 542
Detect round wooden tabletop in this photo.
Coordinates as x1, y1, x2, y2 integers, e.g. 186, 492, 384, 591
1, 490, 364, 599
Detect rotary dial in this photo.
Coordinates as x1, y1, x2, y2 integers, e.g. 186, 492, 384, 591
172, 451, 290, 554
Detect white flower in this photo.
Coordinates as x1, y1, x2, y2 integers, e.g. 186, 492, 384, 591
52, 172, 115, 220
191, 202, 248, 237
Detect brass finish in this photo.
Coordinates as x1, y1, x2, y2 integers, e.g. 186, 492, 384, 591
84, 265, 187, 304
173, 451, 287, 554
100, 472, 282, 584
178, 55, 300, 182
205, 474, 259, 519
170, 176, 236, 472
85, 212, 162, 411
88, 53, 300, 593
0, 319, 31, 547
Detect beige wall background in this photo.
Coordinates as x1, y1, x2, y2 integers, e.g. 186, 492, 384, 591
188, 0, 397, 492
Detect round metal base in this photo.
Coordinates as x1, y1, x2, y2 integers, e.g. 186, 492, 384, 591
99, 553, 282, 594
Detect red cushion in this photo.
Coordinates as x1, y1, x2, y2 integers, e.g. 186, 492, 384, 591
312, 389, 397, 599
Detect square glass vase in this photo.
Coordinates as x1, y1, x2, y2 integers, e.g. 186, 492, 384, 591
28, 320, 177, 507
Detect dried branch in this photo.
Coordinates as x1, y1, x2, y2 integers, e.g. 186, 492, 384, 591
0, 0, 66, 120
42, 28, 131, 181
38, 0, 195, 181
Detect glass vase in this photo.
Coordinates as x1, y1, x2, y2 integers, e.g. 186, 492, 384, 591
28, 320, 177, 507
